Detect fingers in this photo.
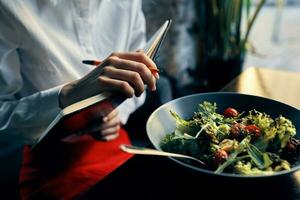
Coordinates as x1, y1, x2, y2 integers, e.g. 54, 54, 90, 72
97, 76, 135, 98
112, 51, 159, 79
106, 57, 156, 91
73, 52, 158, 105
101, 66, 145, 96
111, 52, 158, 73
103, 109, 118, 122
101, 113, 121, 130
100, 132, 119, 141
103, 52, 157, 90
101, 125, 120, 136
91, 121, 120, 141
93, 113, 121, 141
92, 131, 119, 141
85, 109, 120, 141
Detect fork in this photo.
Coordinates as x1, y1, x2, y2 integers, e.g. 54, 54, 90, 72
120, 144, 206, 166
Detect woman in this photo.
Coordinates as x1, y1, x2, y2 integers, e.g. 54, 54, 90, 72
0, 0, 157, 199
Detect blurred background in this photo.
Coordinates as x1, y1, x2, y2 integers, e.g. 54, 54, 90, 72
244, 0, 300, 72
143, 0, 300, 94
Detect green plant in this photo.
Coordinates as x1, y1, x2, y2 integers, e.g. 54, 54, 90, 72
198, 0, 266, 60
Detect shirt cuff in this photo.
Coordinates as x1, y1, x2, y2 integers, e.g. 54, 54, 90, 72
30, 85, 63, 142
38, 85, 63, 120
117, 92, 146, 125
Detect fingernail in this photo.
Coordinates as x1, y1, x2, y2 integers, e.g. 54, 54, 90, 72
103, 117, 108, 122
154, 72, 160, 79
103, 133, 119, 141
151, 85, 156, 92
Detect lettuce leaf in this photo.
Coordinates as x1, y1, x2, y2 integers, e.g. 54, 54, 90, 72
246, 143, 273, 169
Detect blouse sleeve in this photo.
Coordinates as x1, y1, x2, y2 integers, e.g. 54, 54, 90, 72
0, 4, 62, 145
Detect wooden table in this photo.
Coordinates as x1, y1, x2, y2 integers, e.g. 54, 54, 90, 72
79, 67, 300, 200
222, 67, 300, 109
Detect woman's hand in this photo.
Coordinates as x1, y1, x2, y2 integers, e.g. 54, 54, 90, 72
59, 52, 158, 108
94, 109, 121, 141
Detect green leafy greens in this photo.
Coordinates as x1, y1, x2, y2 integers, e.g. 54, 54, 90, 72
160, 101, 299, 175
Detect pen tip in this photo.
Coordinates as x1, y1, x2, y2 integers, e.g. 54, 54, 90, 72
82, 60, 101, 66
82, 60, 92, 65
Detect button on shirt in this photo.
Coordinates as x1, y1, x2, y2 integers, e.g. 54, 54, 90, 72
0, 0, 146, 145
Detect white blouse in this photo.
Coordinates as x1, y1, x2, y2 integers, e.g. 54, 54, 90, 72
0, 0, 146, 146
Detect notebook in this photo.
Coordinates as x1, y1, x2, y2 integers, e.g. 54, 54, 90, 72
32, 19, 172, 150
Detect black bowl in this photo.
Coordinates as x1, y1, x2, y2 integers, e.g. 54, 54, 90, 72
146, 92, 300, 178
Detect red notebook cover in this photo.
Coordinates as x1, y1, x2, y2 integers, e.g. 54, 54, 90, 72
32, 93, 127, 151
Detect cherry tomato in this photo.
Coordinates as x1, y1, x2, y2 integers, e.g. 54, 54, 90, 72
223, 107, 239, 118
244, 124, 261, 139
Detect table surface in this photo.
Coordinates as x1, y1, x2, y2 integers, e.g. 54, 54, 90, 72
222, 67, 300, 109
80, 67, 300, 200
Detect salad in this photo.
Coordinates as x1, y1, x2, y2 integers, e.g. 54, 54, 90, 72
160, 101, 300, 175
